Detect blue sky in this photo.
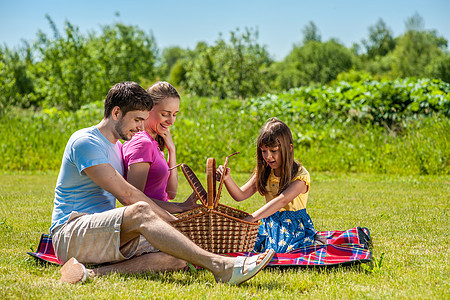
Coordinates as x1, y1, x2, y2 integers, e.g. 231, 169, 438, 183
0, 0, 449, 60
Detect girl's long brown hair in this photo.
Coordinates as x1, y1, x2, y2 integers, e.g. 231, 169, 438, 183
256, 118, 300, 196
146, 81, 180, 150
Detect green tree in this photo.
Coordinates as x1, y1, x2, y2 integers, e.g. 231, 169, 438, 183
274, 40, 356, 90
157, 46, 187, 79
168, 60, 188, 86
29, 17, 157, 110
426, 53, 450, 83
33, 15, 97, 110
362, 18, 396, 59
302, 21, 322, 44
389, 27, 447, 78
0, 44, 37, 113
89, 22, 157, 88
361, 13, 449, 81
185, 28, 272, 98
404, 12, 425, 31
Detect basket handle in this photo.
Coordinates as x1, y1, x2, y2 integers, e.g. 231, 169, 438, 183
214, 152, 239, 208
171, 163, 208, 207
206, 158, 216, 209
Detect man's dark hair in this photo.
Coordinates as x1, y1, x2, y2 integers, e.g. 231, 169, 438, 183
104, 82, 153, 118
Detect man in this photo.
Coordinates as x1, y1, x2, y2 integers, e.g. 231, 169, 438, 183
51, 81, 274, 285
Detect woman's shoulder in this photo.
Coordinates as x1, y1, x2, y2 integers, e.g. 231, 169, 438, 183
123, 131, 156, 152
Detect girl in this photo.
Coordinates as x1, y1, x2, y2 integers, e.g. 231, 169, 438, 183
123, 81, 180, 202
217, 118, 325, 253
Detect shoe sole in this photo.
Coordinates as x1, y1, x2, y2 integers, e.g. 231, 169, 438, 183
60, 257, 86, 284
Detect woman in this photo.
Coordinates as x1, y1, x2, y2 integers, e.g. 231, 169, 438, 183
122, 81, 180, 201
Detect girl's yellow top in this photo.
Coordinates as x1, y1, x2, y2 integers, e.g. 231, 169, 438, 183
264, 166, 310, 211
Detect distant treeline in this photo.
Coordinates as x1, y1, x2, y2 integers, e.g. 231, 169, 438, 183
1, 13, 449, 112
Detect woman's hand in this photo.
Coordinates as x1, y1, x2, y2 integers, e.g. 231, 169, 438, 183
216, 165, 231, 182
160, 129, 175, 153
161, 128, 178, 200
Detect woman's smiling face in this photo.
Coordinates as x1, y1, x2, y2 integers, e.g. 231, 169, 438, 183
145, 97, 180, 137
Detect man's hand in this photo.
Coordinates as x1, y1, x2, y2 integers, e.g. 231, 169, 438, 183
179, 192, 202, 212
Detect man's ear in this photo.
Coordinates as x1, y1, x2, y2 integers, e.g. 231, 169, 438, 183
111, 106, 122, 121
290, 144, 293, 152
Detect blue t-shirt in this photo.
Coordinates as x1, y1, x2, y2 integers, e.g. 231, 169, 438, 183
50, 126, 123, 232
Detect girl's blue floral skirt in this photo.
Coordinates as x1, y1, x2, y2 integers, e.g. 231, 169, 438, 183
253, 209, 317, 253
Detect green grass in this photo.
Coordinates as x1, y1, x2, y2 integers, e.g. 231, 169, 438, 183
0, 172, 449, 299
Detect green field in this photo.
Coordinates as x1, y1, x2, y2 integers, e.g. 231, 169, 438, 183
0, 77, 448, 298
1, 172, 448, 299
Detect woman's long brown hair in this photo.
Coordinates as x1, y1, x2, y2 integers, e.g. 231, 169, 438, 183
256, 118, 300, 196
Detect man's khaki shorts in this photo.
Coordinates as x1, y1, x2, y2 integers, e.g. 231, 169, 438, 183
52, 207, 158, 264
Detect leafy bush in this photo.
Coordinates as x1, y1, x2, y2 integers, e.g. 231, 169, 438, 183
246, 77, 449, 130
1, 78, 448, 175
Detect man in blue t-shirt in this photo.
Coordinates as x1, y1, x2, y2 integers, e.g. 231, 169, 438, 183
52, 81, 274, 285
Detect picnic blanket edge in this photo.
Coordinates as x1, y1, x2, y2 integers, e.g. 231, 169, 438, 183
27, 227, 372, 267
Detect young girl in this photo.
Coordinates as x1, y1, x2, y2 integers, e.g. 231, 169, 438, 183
122, 81, 180, 201
217, 118, 325, 253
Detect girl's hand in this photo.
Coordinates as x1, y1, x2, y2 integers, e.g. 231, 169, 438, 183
242, 215, 257, 223
216, 165, 231, 182
160, 129, 175, 153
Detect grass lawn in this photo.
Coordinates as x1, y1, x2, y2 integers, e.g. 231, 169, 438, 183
0, 171, 448, 299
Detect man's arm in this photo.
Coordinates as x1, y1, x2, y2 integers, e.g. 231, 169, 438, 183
83, 163, 195, 219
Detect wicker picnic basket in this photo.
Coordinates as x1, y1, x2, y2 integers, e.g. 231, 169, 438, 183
170, 153, 259, 254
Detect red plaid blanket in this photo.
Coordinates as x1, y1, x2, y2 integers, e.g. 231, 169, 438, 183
27, 227, 371, 267
27, 233, 62, 265
225, 227, 371, 266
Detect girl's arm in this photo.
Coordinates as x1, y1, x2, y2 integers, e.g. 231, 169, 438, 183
126, 162, 151, 192
243, 180, 308, 222
217, 166, 257, 201
162, 130, 178, 200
